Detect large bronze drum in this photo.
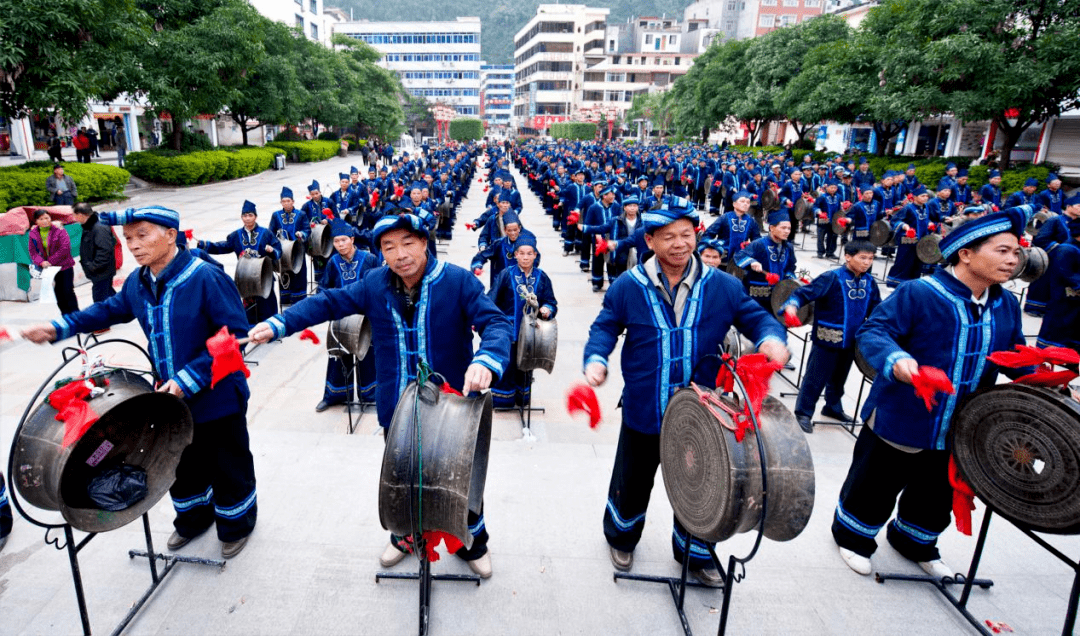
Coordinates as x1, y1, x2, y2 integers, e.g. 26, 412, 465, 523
722, 326, 753, 359
1011, 246, 1048, 283
326, 314, 372, 360
854, 348, 877, 380
760, 188, 779, 212
10, 370, 193, 533
951, 384, 1080, 534
771, 279, 814, 326
869, 220, 894, 247
235, 256, 274, 299
660, 390, 815, 543
379, 381, 492, 549
793, 198, 811, 221
307, 223, 334, 259
916, 233, 945, 265
516, 311, 557, 374
725, 260, 745, 282
274, 238, 304, 275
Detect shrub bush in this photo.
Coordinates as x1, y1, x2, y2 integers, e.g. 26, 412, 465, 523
178, 129, 214, 152
317, 131, 340, 141
0, 163, 130, 211
275, 129, 304, 142
449, 119, 484, 141
126, 146, 280, 186
550, 122, 596, 141
266, 140, 339, 162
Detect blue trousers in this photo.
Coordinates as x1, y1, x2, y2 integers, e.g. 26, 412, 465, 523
794, 344, 855, 419
1, 472, 12, 540
170, 410, 257, 542
279, 259, 308, 306
324, 353, 376, 404
604, 422, 716, 569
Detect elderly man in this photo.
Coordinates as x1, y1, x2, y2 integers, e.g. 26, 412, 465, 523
583, 197, 789, 587
21, 206, 258, 559
249, 214, 512, 579
833, 204, 1036, 578
46, 163, 78, 206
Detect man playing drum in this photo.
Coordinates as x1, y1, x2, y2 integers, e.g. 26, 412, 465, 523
833, 205, 1035, 578
248, 214, 512, 579
582, 198, 789, 587
21, 206, 258, 559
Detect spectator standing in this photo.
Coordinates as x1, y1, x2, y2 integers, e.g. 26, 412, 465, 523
45, 164, 78, 206
46, 134, 63, 162
86, 127, 100, 158
27, 210, 79, 315
115, 125, 127, 168
72, 203, 118, 303
72, 129, 90, 163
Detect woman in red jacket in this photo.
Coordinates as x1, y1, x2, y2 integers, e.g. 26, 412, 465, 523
28, 210, 79, 314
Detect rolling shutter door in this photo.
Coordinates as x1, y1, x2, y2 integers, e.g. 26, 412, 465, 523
1045, 118, 1080, 169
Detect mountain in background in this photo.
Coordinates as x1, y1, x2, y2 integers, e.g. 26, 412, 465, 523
330, 0, 695, 64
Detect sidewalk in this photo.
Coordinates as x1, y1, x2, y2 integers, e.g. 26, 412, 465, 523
0, 154, 1074, 635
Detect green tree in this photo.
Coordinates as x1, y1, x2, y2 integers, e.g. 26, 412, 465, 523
334, 35, 405, 141
626, 91, 676, 142
669, 38, 752, 141
871, 0, 1080, 165
130, 0, 267, 150
224, 20, 304, 146
0, 0, 147, 122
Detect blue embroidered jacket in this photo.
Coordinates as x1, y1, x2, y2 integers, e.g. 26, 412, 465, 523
856, 268, 1027, 450
269, 207, 310, 242
203, 225, 282, 261
583, 254, 787, 434
783, 267, 882, 349
51, 248, 251, 422
1036, 239, 1080, 350
488, 265, 558, 342
734, 236, 797, 293
321, 248, 379, 290
266, 258, 513, 427
704, 211, 760, 253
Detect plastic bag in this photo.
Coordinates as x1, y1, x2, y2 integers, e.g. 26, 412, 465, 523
87, 464, 147, 511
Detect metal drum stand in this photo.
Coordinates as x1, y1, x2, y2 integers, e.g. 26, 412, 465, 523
6, 338, 224, 636
614, 355, 771, 636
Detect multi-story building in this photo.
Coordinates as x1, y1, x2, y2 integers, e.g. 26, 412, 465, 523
250, 0, 330, 46
513, 5, 717, 133
480, 63, 514, 136
683, 0, 825, 40
333, 17, 483, 116
512, 4, 611, 132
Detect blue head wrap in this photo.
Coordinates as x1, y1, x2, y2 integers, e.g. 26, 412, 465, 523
907, 163, 916, 171
339, 173, 350, 181
1048, 173, 1060, 184
330, 219, 354, 239
280, 186, 294, 200
1024, 177, 1039, 187
642, 196, 698, 233
989, 170, 1001, 178
502, 212, 521, 227
1063, 193, 1080, 207
911, 185, 928, 197
241, 200, 257, 216
350, 166, 359, 175
372, 213, 427, 246
733, 190, 753, 201
945, 162, 957, 171
939, 205, 1035, 260
937, 178, 953, 192
622, 194, 640, 207
958, 169, 969, 178
698, 238, 724, 256
99, 205, 181, 231
308, 180, 321, 193
514, 234, 538, 253
768, 210, 790, 226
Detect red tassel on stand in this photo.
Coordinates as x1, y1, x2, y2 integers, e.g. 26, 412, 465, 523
206, 326, 251, 388
949, 456, 976, 535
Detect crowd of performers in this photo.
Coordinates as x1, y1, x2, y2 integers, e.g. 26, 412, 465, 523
11, 138, 1080, 604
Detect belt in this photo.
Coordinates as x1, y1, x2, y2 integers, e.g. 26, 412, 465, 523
749, 285, 772, 297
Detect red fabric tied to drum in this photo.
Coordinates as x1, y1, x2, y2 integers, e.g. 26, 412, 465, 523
206, 326, 251, 388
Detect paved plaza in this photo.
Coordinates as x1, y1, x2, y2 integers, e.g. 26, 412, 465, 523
0, 153, 1076, 635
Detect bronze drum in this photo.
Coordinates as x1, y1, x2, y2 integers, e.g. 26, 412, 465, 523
793, 198, 811, 221
869, 220, 893, 247
722, 326, 753, 359
1011, 246, 1048, 283
916, 233, 945, 265
516, 310, 557, 374
10, 370, 193, 533
760, 188, 779, 212
660, 390, 815, 543
326, 314, 372, 360
854, 348, 877, 380
770, 279, 814, 326
951, 384, 1080, 534
378, 381, 492, 549
725, 260, 745, 282
307, 223, 334, 259
274, 238, 304, 275
235, 256, 274, 299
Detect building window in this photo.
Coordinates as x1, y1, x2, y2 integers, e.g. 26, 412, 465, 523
727, 0, 736, 8
675, 57, 681, 65
609, 39, 615, 51
310, 22, 318, 39
669, 35, 676, 44
309, 0, 317, 12
783, 0, 798, 5
645, 34, 653, 44
295, 14, 304, 29
762, 0, 777, 5
780, 14, 796, 25
804, 0, 820, 5
759, 14, 776, 27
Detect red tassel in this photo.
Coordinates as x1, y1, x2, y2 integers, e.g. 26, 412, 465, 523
906, 228, 917, 239
731, 353, 783, 442
1019, 237, 1030, 248
837, 217, 850, 227
473, 267, 483, 276
1013, 368, 1079, 388
765, 273, 780, 285
594, 238, 609, 256
420, 531, 464, 562
949, 456, 976, 536
928, 222, 937, 231
465, 222, 476, 231
1040, 346, 1080, 366
49, 380, 101, 449
987, 344, 1066, 369
549, 179, 556, 187
715, 354, 736, 393
394, 185, 405, 198
206, 326, 251, 389
911, 367, 955, 412
740, 240, 750, 249
483, 186, 489, 192
322, 208, 334, 220
0, 327, 11, 343
439, 382, 463, 396
567, 212, 580, 224
817, 212, 828, 219
784, 312, 802, 328
567, 384, 602, 428
800, 277, 811, 284
299, 329, 320, 345
841, 201, 853, 211
184, 229, 195, 240
785, 200, 793, 208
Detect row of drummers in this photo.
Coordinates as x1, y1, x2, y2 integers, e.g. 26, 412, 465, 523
183, 155, 480, 327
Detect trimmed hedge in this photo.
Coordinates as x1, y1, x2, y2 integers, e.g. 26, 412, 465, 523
126, 147, 282, 186
0, 162, 130, 212
449, 119, 484, 141
550, 122, 597, 141
266, 140, 340, 163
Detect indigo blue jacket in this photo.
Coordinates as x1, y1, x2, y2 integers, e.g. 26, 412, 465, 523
783, 267, 881, 349
266, 258, 512, 427
51, 248, 251, 423
488, 265, 558, 342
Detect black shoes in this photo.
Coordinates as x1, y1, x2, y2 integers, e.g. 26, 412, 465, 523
796, 415, 814, 434
821, 407, 855, 423
315, 400, 331, 413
